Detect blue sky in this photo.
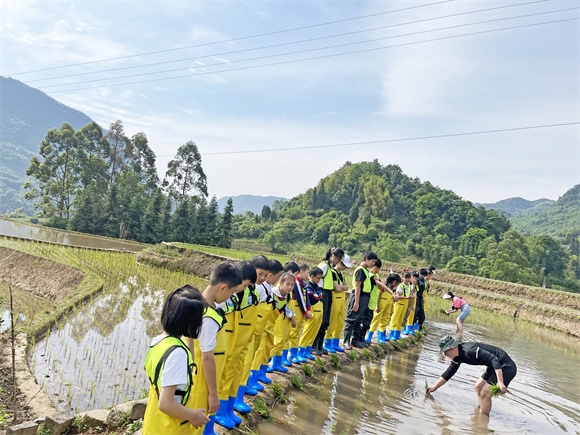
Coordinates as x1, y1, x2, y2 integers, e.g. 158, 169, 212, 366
1, 0, 578, 203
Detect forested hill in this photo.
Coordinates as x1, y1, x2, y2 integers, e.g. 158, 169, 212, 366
217, 195, 286, 215
509, 184, 580, 238
0, 76, 93, 213
233, 161, 580, 292
476, 197, 554, 216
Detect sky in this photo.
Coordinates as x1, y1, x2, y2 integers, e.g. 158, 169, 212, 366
1, 0, 578, 204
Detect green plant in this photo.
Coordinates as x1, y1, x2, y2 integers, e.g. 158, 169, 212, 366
489, 384, 502, 398
315, 357, 328, 372
399, 338, 409, 348
330, 354, 343, 369
391, 341, 401, 351
37, 424, 53, 435
349, 349, 359, 361
302, 364, 314, 378
371, 345, 383, 357
270, 382, 287, 403
253, 398, 272, 420
290, 374, 303, 390
416, 331, 424, 340
125, 418, 143, 434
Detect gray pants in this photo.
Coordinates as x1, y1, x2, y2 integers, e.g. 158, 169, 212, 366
344, 291, 371, 344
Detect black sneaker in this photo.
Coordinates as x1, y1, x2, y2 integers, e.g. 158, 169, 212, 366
352, 341, 366, 349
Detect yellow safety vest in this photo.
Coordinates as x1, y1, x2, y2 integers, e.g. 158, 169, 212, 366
352, 265, 372, 293
318, 261, 335, 290
368, 272, 380, 310
143, 336, 196, 435
204, 306, 226, 331
236, 285, 258, 311
402, 282, 412, 297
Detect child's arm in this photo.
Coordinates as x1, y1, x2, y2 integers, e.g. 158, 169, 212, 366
158, 385, 210, 428
201, 351, 219, 414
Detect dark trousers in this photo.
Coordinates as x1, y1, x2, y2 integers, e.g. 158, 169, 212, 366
360, 304, 374, 339
314, 290, 333, 350
413, 297, 425, 329
344, 291, 370, 344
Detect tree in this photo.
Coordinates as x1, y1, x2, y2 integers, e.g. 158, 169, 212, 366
446, 256, 479, 275
24, 122, 80, 218
261, 205, 271, 221
75, 121, 109, 191
219, 198, 234, 248
141, 189, 165, 244
104, 120, 133, 187
165, 140, 208, 204
131, 132, 159, 192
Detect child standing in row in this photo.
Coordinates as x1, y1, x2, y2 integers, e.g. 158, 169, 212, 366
297, 267, 324, 359
288, 263, 311, 363
324, 256, 349, 352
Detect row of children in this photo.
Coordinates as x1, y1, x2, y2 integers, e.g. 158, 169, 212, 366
142, 250, 436, 434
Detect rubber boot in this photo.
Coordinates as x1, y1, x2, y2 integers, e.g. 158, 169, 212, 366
288, 348, 300, 364
215, 399, 235, 429
267, 358, 273, 373
203, 414, 218, 435
257, 364, 272, 384
386, 330, 394, 341
271, 355, 288, 373
365, 331, 373, 344
332, 338, 345, 352
234, 386, 251, 413
244, 384, 257, 396
413, 322, 419, 332
323, 338, 336, 353
409, 325, 416, 335
304, 346, 315, 360
227, 396, 242, 425
376, 331, 383, 343
395, 330, 401, 340
247, 370, 264, 391
297, 347, 308, 362
281, 349, 293, 367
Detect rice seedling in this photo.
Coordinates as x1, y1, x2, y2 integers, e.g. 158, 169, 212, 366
349, 349, 359, 361
330, 354, 342, 369
301, 364, 314, 378
489, 384, 502, 398
439, 309, 447, 315
270, 382, 286, 403
290, 374, 303, 390
391, 341, 401, 351
362, 348, 371, 359
399, 338, 409, 348
371, 345, 383, 357
315, 357, 328, 372
253, 398, 272, 420
416, 331, 424, 340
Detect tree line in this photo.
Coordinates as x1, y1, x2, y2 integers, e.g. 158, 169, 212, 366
231, 160, 580, 292
23, 120, 234, 247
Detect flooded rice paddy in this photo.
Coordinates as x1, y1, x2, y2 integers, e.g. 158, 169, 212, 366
258, 311, 580, 435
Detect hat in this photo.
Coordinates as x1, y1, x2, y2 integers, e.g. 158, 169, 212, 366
439, 335, 460, 353
341, 254, 352, 268
442, 293, 452, 299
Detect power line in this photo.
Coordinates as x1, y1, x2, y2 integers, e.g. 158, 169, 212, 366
25, 0, 550, 84
8, 0, 455, 76
38, 17, 578, 95
171, 122, 577, 157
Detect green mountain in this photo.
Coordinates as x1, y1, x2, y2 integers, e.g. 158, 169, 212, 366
509, 185, 580, 237
0, 76, 93, 214
476, 197, 554, 217
217, 195, 286, 215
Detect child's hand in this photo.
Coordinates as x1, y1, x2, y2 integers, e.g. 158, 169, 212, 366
291, 318, 297, 328
376, 307, 381, 314
353, 301, 359, 312
189, 409, 210, 428
207, 392, 219, 414
306, 311, 313, 320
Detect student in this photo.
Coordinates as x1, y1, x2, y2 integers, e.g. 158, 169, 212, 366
143, 286, 210, 435
324, 255, 350, 352
402, 271, 418, 336
269, 271, 298, 372
189, 263, 242, 435
388, 272, 414, 341
276, 261, 301, 367
414, 269, 429, 332
248, 259, 284, 387
443, 291, 471, 334
288, 263, 311, 363
343, 252, 377, 350
427, 335, 517, 416
215, 261, 256, 428
315, 247, 345, 354
367, 265, 399, 344
297, 267, 324, 359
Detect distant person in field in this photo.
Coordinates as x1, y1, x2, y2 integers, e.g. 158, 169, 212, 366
443, 291, 471, 334
143, 286, 209, 435
426, 335, 517, 416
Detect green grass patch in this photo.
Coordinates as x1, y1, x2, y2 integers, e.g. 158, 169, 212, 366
302, 363, 314, 378
349, 348, 359, 361
270, 382, 287, 403
253, 398, 272, 420
290, 374, 303, 390
362, 348, 371, 359
399, 338, 409, 348
315, 357, 328, 372
371, 344, 383, 357
330, 353, 343, 369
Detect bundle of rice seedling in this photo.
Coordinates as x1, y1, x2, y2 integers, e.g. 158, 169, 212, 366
439, 309, 447, 314
489, 384, 502, 398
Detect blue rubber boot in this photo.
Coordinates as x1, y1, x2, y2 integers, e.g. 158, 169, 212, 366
234, 386, 251, 413
288, 348, 300, 364
323, 339, 336, 353
413, 322, 419, 332
409, 325, 416, 335
227, 396, 242, 425
244, 384, 257, 396
376, 331, 384, 343
271, 355, 288, 373
297, 347, 308, 362
257, 364, 272, 384
365, 331, 373, 344
304, 346, 315, 360
203, 415, 217, 435
395, 330, 401, 340
386, 330, 394, 341
332, 338, 345, 352
215, 399, 235, 429
267, 358, 273, 373
281, 349, 293, 367
247, 370, 264, 391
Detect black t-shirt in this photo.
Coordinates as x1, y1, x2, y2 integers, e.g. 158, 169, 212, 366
441, 342, 515, 381
355, 268, 367, 283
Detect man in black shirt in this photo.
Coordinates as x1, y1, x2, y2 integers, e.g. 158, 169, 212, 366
426, 335, 517, 416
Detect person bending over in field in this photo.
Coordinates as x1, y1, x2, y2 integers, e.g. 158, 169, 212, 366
426, 335, 517, 416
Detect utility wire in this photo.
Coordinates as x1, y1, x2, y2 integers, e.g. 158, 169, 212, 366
8, 0, 456, 76
35, 17, 578, 95
165, 122, 578, 157
25, 0, 551, 84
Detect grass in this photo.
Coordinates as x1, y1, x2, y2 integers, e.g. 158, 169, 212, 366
349, 349, 359, 361
391, 341, 402, 351
253, 398, 272, 420
330, 354, 342, 369
301, 364, 314, 378
175, 242, 291, 264
371, 344, 383, 357
290, 374, 303, 390
399, 338, 409, 348
362, 348, 371, 359
270, 382, 287, 404
315, 357, 328, 372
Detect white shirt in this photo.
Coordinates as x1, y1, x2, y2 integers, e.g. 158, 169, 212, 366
318, 263, 329, 289
150, 334, 188, 403
256, 282, 269, 303
198, 304, 220, 353
272, 286, 294, 319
